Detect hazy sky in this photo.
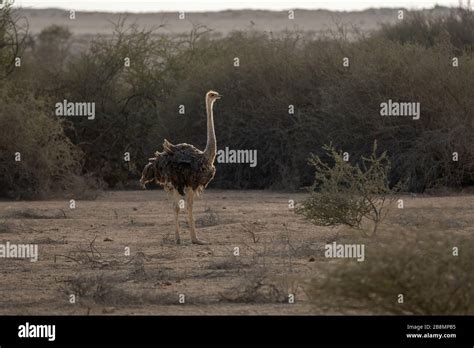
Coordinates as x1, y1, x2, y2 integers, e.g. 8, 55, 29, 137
14, 0, 462, 12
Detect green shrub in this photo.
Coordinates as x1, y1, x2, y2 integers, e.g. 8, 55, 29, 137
307, 232, 474, 314
0, 84, 85, 198
296, 142, 400, 235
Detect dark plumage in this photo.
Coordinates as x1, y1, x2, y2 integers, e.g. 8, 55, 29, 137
141, 139, 216, 196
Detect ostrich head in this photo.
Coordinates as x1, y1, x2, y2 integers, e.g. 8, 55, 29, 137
206, 90, 222, 102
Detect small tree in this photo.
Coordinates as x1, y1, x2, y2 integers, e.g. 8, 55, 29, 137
296, 141, 400, 236
0, 1, 27, 79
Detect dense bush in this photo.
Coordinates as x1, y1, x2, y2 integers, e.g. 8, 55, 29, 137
156, 23, 474, 191
379, 8, 474, 53
0, 7, 473, 195
0, 4, 89, 198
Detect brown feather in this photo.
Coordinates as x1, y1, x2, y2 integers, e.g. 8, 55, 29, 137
141, 141, 216, 196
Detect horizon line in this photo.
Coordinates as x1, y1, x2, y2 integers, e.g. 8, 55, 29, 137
12, 4, 460, 14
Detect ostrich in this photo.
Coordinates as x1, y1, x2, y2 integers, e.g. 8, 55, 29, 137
140, 90, 222, 245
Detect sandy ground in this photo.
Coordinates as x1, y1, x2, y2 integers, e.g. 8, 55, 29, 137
0, 190, 472, 315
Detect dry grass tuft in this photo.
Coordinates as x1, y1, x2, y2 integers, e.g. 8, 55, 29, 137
195, 207, 220, 227
219, 272, 288, 303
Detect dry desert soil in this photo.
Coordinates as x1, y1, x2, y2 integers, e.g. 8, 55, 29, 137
0, 190, 472, 315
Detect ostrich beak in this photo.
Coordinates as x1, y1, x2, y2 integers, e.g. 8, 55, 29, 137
216, 94, 223, 99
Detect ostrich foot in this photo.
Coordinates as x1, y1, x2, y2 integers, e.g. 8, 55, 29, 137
192, 238, 210, 245
176, 238, 181, 245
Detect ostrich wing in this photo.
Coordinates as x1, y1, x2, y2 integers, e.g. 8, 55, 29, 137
162, 139, 203, 163
157, 140, 214, 195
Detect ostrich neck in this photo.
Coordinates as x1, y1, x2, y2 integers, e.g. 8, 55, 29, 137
204, 98, 216, 163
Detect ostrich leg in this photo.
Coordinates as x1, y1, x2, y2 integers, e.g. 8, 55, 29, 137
172, 190, 181, 244
186, 187, 208, 245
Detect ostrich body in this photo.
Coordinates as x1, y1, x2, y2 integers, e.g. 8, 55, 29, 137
140, 91, 222, 245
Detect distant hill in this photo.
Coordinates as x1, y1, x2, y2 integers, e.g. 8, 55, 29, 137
14, 7, 454, 36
